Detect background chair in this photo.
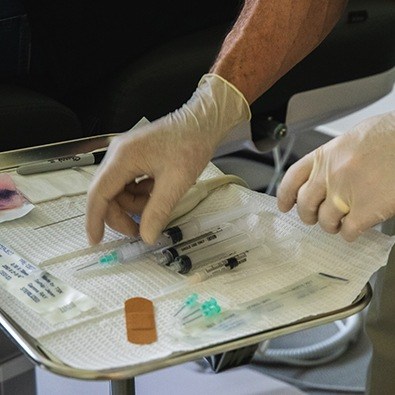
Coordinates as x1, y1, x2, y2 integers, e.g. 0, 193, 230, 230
2, 0, 394, 152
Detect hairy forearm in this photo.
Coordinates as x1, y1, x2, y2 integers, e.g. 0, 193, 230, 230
210, 0, 348, 104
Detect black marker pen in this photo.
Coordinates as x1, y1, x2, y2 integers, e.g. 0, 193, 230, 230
16, 151, 106, 175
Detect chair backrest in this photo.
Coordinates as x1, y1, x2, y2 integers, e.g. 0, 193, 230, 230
250, 0, 395, 130
286, 66, 395, 135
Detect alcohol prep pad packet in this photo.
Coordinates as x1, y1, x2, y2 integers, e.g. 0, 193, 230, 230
0, 242, 95, 323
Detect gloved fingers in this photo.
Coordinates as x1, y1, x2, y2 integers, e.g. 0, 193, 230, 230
86, 148, 146, 245
340, 211, 369, 242
86, 189, 109, 245
124, 178, 154, 195
116, 190, 149, 216
104, 199, 140, 239
317, 197, 348, 234
139, 173, 194, 245
277, 152, 314, 212
115, 178, 153, 216
292, 147, 328, 225
340, 205, 391, 242
295, 180, 326, 225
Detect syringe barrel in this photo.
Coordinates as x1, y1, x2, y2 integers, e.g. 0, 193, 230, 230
168, 259, 192, 274
158, 224, 239, 265
177, 231, 260, 269
194, 205, 252, 232
165, 205, 252, 243
115, 240, 163, 263
164, 221, 200, 244
202, 252, 247, 276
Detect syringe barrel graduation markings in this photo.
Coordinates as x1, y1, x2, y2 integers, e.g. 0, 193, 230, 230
160, 252, 248, 294
156, 223, 241, 265
163, 205, 252, 244
97, 232, 172, 265
191, 253, 247, 282
168, 231, 261, 274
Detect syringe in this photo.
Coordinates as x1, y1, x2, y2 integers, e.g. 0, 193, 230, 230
167, 231, 260, 274
155, 223, 240, 265
163, 205, 252, 244
160, 252, 248, 294
74, 233, 172, 272
75, 205, 253, 272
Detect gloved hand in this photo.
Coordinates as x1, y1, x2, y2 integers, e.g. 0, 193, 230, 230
85, 74, 251, 245
277, 111, 395, 241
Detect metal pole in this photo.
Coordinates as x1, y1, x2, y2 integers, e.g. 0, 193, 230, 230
109, 378, 135, 395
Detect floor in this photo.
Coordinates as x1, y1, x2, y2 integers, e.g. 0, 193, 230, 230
35, 362, 307, 395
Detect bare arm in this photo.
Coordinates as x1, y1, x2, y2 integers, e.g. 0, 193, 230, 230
211, 0, 348, 104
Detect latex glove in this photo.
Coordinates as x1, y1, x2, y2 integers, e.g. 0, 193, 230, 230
86, 74, 250, 245
277, 111, 395, 241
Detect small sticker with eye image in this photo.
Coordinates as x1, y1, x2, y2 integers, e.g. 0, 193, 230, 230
0, 173, 25, 210
0, 174, 34, 222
